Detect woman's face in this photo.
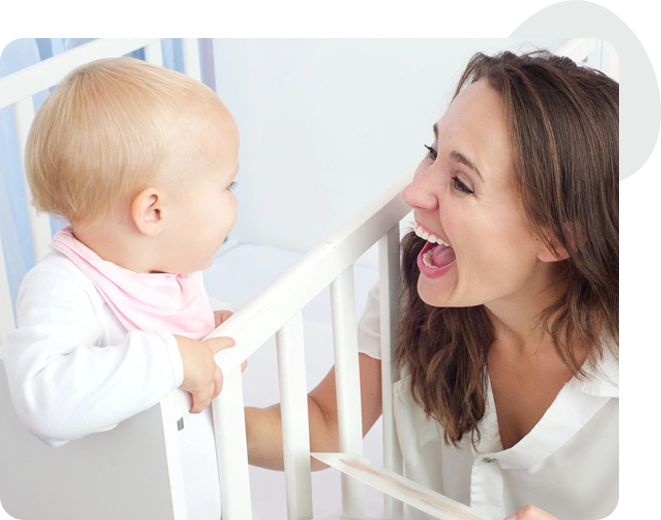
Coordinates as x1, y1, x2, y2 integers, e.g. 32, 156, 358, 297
402, 79, 554, 309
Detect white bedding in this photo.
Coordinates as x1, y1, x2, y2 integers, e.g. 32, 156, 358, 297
203, 241, 385, 519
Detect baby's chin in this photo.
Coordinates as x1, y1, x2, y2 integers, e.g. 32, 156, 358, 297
154, 258, 214, 275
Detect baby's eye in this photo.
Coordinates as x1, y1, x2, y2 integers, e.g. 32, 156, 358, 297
424, 144, 437, 161
228, 181, 237, 192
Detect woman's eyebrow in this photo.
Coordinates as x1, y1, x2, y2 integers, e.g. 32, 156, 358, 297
433, 123, 484, 183
450, 151, 484, 183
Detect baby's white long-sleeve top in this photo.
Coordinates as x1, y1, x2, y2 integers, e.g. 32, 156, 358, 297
3, 249, 227, 520
3, 250, 187, 445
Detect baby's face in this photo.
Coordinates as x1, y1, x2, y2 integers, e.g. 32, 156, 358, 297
161, 111, 239, 273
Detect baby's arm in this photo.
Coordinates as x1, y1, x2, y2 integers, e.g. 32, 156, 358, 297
3, 258, 184, 447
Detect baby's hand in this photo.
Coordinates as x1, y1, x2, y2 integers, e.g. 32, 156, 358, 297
213, 310, 248, 373
175, 334, 236, 413
214, 310, 234, 328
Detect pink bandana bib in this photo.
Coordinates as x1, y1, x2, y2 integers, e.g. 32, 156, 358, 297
50, 227, 215, 340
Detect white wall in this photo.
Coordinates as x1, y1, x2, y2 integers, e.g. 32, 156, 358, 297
213, 39, 570, 265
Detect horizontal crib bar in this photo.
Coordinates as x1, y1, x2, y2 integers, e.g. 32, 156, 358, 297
312, 453, 487, 520
0, 38, 160, 109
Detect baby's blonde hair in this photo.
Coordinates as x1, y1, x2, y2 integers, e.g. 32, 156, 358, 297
26, 57, 228, 229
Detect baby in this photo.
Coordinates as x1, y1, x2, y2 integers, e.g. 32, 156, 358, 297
3, 57, 240, 519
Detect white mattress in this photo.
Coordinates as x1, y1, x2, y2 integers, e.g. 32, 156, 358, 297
202, 241, 384, 519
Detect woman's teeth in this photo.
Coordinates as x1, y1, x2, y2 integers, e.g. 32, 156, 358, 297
414, 222, 450, 247
422, 250, 437, 268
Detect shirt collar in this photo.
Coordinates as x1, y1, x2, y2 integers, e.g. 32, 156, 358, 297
481, 343, 619, 470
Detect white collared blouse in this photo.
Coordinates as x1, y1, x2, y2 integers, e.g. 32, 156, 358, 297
357, 285, 619, 520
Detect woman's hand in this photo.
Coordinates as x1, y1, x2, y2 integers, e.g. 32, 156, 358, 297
213, 310, 247, 372
505, 505, 558, 520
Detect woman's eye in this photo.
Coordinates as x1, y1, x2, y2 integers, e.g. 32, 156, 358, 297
228, 181, 237, 192
424, 144, 437, 161
452, 176, 474, 195
421, 144, 473, 195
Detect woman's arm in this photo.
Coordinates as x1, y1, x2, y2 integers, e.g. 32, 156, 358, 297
246, 352, 382, 471
505, 505, 558, 520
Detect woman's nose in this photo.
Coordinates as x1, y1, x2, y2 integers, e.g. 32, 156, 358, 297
402, 168, 438, 212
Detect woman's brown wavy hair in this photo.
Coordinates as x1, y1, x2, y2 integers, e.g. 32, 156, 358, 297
396, 50, 619, 446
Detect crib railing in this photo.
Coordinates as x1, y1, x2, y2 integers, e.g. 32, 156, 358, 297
199, 174, 410, 519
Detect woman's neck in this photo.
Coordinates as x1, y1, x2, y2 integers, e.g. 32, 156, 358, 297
484, 265, 568, 358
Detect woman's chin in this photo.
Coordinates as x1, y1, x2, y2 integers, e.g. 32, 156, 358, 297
417, 277, 453, 307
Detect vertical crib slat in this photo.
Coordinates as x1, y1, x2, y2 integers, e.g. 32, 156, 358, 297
555, 38, 598, 65
0, 235, 16, 338
182, 39, 202, 81
144, 40, 164, 66
14, 97, 52, 262
276, 311, 314, 520
379, 225, 404, 519
601, 40, 619, 81
330, 266, 365, 517
213, 370, 252, 520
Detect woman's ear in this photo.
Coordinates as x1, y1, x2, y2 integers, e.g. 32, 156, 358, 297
131, 187, 165, 237
536, 221, 586, 263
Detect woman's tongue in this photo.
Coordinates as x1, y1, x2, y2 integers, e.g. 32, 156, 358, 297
431, 244, 456, 268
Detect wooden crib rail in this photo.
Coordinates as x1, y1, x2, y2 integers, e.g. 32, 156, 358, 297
312, 453, 488, 520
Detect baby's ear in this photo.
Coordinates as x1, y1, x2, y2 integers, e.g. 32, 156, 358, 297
536, 221, 586, 263
131, 187, 165, 237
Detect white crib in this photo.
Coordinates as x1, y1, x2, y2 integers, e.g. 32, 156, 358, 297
0, 38, 616, 520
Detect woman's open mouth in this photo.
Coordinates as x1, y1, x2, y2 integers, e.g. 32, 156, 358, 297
414, 222, 456, 279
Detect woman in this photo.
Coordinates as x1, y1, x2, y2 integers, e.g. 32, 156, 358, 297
246, 50, 619, 520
